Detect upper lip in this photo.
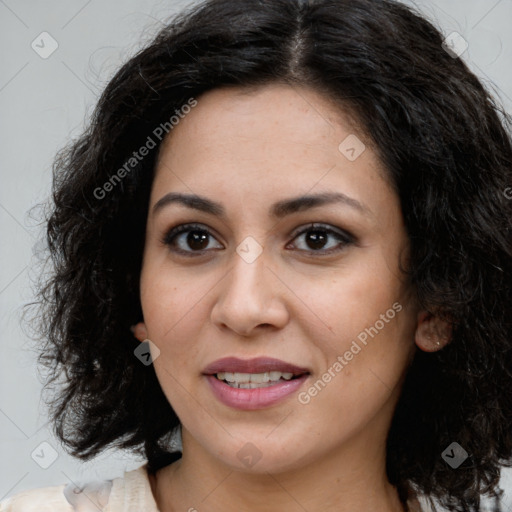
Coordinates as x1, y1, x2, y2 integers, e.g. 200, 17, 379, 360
203, 357, 310, 375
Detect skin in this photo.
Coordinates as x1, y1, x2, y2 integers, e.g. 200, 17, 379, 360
133, 83, 450, 512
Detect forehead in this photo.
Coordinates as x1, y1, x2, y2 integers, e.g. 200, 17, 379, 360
156, 83, 362, 167
150, 84, 393, 218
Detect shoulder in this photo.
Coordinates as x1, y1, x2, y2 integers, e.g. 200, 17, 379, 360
0, 483, 74, 511
0, 479, 113, 512
0, 464, 154, 512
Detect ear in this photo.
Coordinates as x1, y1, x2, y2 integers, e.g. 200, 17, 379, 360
414, 311, 452, 352
130, 322, 148, 342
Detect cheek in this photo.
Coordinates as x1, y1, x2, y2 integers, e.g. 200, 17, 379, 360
288, 256, 406, 344
301, 312, 414, 443
295, 257, 414, 393
140, 265, 203, 362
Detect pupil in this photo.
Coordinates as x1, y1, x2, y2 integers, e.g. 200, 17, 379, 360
307, 231, 326, 250
188, 230, 208, 250
184, 229, 328, 251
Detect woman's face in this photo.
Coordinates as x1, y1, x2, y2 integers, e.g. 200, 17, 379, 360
139, 83, 420, 474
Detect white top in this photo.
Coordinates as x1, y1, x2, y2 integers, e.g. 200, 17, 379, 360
0, 462, 430, 511
0, 464, 159, 512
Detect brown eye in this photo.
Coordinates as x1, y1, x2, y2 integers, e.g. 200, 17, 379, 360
303, 230, 329, 250
161, 222, 354, 258
288, 223, 354, 254
185, 230, 209, 250
162, 223, 223, 255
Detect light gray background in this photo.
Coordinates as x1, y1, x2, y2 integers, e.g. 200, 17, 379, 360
1, 0, 511, 508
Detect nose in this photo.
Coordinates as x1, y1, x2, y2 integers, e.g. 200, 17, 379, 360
210, 244, 290, 337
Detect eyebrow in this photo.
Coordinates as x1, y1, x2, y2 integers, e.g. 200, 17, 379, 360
152, 191, 371, 219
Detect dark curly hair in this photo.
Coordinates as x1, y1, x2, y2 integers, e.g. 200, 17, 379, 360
27, 0, 512, 510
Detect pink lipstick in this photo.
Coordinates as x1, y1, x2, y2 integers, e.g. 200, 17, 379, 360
203, 357, 310, 410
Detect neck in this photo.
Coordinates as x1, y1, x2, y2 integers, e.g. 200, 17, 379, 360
151, 429, 406, 512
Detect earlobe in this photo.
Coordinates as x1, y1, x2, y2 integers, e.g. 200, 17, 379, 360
414, 311, 451, 352
130, 322, 148, 342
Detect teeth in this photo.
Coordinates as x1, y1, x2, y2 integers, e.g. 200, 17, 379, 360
215, 371, 295, 387
238, 382, 274, 389
249, 372, 269, 383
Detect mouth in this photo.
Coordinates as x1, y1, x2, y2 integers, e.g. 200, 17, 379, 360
213, 370, 307, 389
203, 357, 311, 409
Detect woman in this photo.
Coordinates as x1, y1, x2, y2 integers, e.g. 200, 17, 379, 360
1, 0, 511, 510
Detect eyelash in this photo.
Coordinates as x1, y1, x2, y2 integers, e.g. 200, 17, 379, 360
161, 222, 355, 257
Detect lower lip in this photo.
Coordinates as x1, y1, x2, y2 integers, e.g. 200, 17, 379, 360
205, 374, 309, 410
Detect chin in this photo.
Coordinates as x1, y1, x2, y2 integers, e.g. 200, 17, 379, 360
203, 432, 317, 475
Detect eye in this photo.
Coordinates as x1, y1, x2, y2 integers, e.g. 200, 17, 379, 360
161, 222, 355, 257
287, 223, 354, 255
161, 223, 223, 256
